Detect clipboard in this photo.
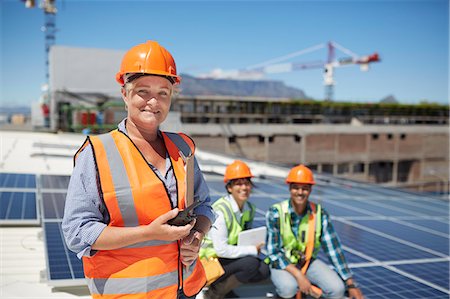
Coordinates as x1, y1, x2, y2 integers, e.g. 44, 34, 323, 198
237, 226, 267, 246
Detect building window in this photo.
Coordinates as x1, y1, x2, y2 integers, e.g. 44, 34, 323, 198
269, 136, 274, 143
258, 135, 265, 143
308, 164, 318, 171
229, 136, 236, 144
387, 133, 393, 140
400, 133, 406, 140
294, 135, 301, 143
337, 163, 350, 174
353, 163, 365, 173
372, 134, 379, 140
322, 163, 334, 174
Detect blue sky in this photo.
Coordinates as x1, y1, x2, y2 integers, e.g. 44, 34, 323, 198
1, 0, 448, 107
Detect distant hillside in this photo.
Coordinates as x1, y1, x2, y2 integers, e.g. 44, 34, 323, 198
179, 73, 308, 98
380, 95, 399, 104
0, 106, 31, 115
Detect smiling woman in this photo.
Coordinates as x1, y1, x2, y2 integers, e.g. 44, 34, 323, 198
62, 40, 215, 299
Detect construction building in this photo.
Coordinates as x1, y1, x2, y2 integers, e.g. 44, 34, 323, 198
45, 45, 449, 195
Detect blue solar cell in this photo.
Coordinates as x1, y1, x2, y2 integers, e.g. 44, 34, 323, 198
332, 221, 440, 261
248, 195, 281, 212
319, 201, 370, 217
44, 222, 84, 280
253, 181, 286, 195
407, 219, 449, 234
42, 193, 66, 220
0, 191, 37, 220
395, 262, 449, 290
206, 181, 226, 194
377, 198, 450, 217
0, 173, 36, 188
322, 198, 416, 217
352, 266, 447, 299
352, 220, 449, 255
40, 175, 71, 190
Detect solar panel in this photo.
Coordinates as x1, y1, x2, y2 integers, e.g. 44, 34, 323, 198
0, 173, 39, 225
43, 222, 85, 283
39, 174, 86, 286
41, 192, 66, 220
0, 173, 36, 188
0, 191, 39, 225
40, 174, 71, 190
32, 170, 449, 297
352, 266, 448, 298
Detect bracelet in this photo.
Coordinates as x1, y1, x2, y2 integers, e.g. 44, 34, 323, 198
346, 283, 357, 289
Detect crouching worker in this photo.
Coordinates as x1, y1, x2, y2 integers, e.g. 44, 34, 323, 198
265, 165, 364, 299
200, 160, 270, 299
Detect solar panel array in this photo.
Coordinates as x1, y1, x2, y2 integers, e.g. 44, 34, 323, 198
38, 174, 86, 285
0, 173, 39, 225
1, 170, 448, 297
206, 173, 449, 298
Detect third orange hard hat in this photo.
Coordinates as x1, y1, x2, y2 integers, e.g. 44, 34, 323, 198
286, 164, 315, 185
224, 160, 254, 183
115, 40, 181, 85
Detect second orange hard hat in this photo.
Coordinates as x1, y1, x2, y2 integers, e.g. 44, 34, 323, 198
224, 160, 254, 183
286, 164, 315, 185
115, 40, 181, 85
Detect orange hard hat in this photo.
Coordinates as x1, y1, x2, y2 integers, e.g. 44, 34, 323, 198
115, 40, 181, 85
224, 160, 254, 183
286, 164, 315, 185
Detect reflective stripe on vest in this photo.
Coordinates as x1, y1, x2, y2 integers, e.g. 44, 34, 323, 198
79, 130, 205, 298
275, 200, 322, 264
200, 197, 255, 258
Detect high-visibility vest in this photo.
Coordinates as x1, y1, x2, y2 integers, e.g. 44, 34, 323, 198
76, 129, 206, 299
200, 196, 255, 258
273, 200, 322, 264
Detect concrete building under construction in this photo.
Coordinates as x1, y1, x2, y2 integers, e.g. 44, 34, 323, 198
45, 45, 449, 195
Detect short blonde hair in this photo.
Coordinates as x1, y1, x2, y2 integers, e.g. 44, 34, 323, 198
123, 75, 179, 97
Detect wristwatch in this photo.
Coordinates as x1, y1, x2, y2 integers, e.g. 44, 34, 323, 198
346, 283, 358, 289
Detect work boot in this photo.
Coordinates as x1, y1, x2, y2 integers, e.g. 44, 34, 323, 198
204, 275, 242, 299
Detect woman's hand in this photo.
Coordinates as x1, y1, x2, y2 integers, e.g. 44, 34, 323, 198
145, 208, 194, 241
180, 228, 204, 267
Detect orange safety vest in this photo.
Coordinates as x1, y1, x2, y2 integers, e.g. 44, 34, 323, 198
76, 129, 206, 299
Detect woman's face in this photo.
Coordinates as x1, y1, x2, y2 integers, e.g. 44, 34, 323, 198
227, 178, 252, 205
122, 75, 173, 130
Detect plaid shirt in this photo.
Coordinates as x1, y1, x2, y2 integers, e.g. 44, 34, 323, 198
265, 199, 353, 281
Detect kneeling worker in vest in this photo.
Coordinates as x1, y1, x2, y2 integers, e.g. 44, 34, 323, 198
62, 40, 215, 299
200, 160, 270, 299
265, 165, 364, 299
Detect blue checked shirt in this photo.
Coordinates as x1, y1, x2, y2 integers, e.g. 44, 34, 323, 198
265, 199, 353, 281
62, 119, 215, 259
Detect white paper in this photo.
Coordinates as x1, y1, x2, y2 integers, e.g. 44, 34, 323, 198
237, 226, 267, 246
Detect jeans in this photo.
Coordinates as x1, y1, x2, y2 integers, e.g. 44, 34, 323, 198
270, 259, 345, 299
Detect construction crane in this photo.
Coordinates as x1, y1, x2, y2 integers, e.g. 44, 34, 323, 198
22, 0, 57, 81
201, 41, 380, 101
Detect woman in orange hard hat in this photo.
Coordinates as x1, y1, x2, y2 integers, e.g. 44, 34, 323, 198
62, 40, 215, 299
200, 160, 270, 299
265, 165, 364, 299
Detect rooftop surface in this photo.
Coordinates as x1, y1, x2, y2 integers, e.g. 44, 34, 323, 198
1, 129, 449, 299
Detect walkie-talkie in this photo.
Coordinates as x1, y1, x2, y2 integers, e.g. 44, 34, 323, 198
168, 200, 202, 226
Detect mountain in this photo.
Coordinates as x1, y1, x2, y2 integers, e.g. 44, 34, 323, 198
0, 106, 31, 115
380, 95, 398, 104
179, 74, 308, 98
